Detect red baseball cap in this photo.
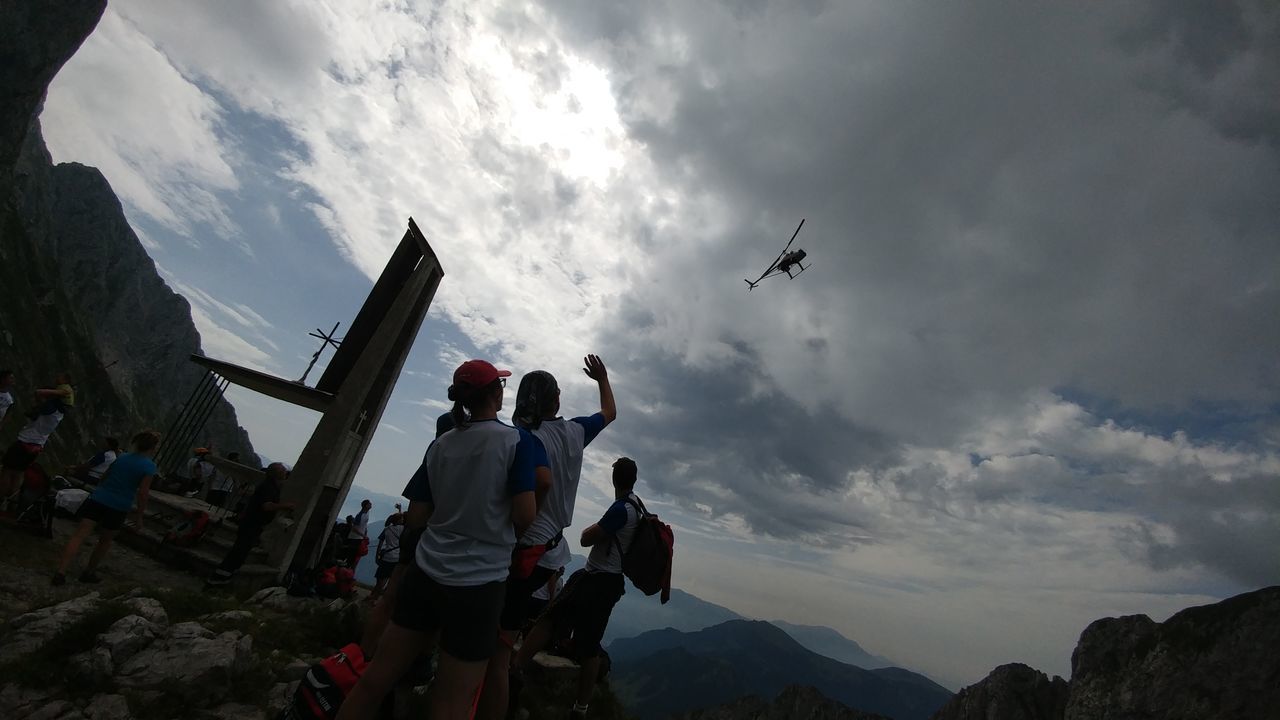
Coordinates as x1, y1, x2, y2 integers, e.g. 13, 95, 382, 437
453, 359, 511, 388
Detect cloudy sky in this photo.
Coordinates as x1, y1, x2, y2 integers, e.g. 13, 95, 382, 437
41, 0, 1279, 688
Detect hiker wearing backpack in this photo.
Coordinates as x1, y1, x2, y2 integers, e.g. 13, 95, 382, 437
513, 457, 650, 720
477, 355, 616, 720
52, 430, 160, 585
336, 359, 550, 720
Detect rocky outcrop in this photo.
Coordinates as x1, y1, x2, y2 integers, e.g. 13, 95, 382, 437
0, 588, 367, 719
930, 586, 1280, 720
929, 664, 1067, 720
1064, 585, 1280, 720
0, 0, 257, 468
0, 0, 106, 199
681, 685, 892, 720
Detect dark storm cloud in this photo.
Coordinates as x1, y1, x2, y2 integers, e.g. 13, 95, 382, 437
599, 306, 900, 545
544, 0, 1280, 425
541, 0, 1280, 585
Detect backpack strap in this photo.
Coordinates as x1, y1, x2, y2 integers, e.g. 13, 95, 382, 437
612, 495, 645, 558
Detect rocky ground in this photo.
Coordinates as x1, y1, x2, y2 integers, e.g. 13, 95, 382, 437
0, 517, 633, 720
0, 517, 363, 720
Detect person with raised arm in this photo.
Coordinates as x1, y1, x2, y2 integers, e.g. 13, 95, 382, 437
480, 354, 616, 720
337, 359, 547, 720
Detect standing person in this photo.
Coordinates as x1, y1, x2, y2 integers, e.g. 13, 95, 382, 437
181, 448, 212, 498
514, 458, 642, 720
337, 359, 542, 720
68, 437, 120, 485
360, 407, 459, 656
370, 512, 404, 603
1, 373, 73, 499
347, 498, 372, 567
205, 462, 295, 586
206, 453, 236, 509
479, 355, 616, 720
52, 430, 160, 585
0, 370, 14, 424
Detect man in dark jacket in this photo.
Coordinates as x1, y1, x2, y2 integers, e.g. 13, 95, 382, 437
206, 462, 294, 586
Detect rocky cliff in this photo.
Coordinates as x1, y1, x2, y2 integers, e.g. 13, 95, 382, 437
0, 0, 106, 201
931, 586, 1280, 720
0, 1, 256, 468
928, 664, 1067, 720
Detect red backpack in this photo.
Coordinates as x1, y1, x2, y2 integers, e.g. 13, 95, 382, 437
618, 496, 674, 604
163, 510, 211, 547
278, 643, 367, 719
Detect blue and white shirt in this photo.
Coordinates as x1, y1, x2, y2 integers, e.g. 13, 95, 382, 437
522, 414, 607, 570
586, 492, 640, 575
411, 419, 545, 586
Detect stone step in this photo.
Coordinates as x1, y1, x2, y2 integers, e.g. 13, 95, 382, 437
114, 523, 278, 592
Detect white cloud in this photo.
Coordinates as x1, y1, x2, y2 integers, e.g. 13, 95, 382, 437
38, 0, 1280, 688
42, 11, 239, 236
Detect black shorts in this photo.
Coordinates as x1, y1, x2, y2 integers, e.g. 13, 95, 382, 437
2, 441, 41, 472
375, 560, 398, 581
77, 498, 128, 531
500, 563, 555, 631
546, 570, 624, 659
391, 564, 505, 662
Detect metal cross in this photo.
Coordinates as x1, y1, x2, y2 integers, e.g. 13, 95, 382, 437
297, 322, 343, 384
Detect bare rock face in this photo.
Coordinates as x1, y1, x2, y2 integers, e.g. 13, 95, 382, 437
928, 664, 1067, 720
96, 614, 162, 667
930, 586, 1280, 720
0, 0, 257, 469
115, 621, 253, 691
2, 592, 103, 656
1064, 586, 1280, 720
0, 0, 106, 198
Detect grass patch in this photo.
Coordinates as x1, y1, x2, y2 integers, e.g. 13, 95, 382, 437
150, 586, 246, 623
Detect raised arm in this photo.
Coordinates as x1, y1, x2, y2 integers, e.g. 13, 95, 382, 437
35, 386, 72, 400
583, 354, 616, 424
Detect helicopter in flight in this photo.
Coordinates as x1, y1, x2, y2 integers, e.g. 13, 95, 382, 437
744, 218, 810, 291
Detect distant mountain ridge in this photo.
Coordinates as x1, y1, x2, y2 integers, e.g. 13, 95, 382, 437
609, 619, 952, 720
770, 620, 893, 671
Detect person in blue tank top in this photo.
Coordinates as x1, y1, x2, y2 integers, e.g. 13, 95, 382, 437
339, 359, 545, 720
52, 430, 160, 585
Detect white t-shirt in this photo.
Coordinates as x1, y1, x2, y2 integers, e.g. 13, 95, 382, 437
532, 572, 564, 601
186, 457, 210, 479
413, 419, 541, 586
586, 493, 641, 575
88, 450, 117, 479
348, 509, 370, 540
521, 414, 608, 570
378, 523, 404, 564
17, 408, 64, 446
0, 391, 12, 422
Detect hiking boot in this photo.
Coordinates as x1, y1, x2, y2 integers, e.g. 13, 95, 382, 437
51, 572, 66, 586
79, 571, 102, 584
